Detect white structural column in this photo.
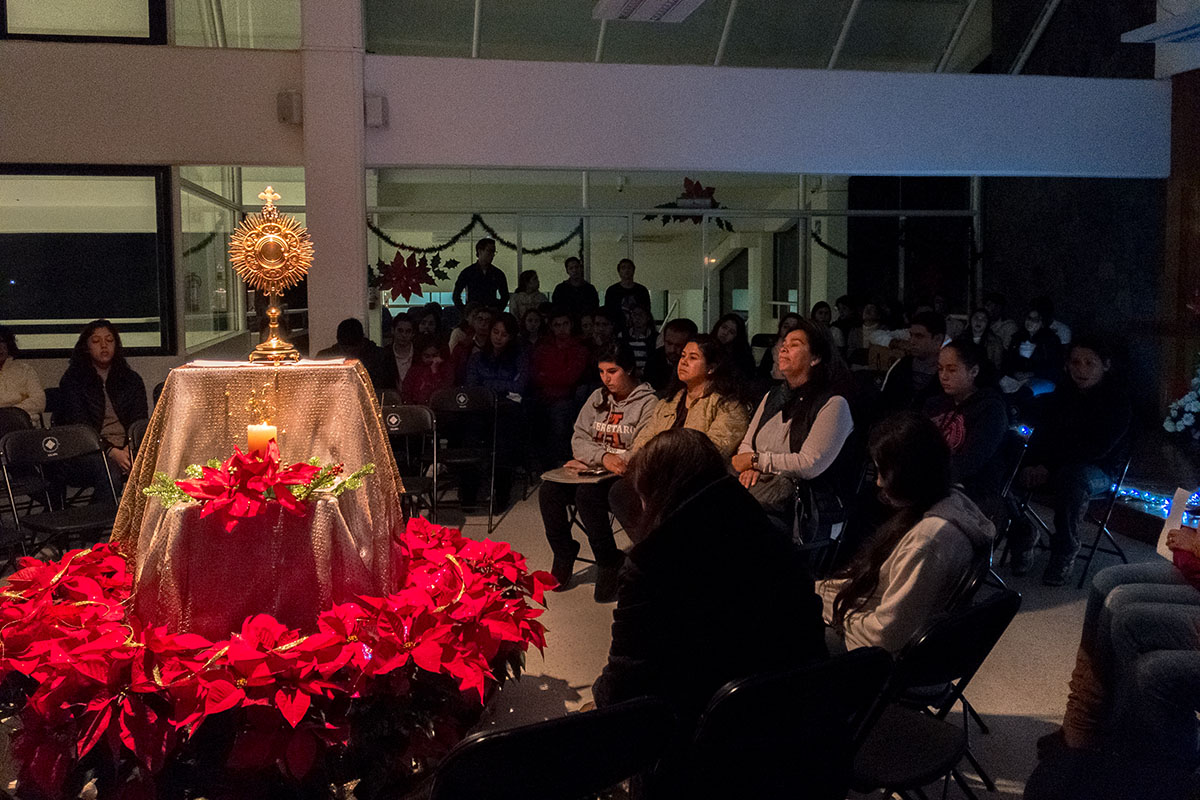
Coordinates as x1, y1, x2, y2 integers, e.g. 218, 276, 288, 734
301, 0, 367, 355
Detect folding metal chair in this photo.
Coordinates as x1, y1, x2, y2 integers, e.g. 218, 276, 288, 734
853, 590, 1023, 800
0, 407, 45, 520
1073, 453, 1132, 589
381, 404, 437, 521
429, 388, 498, 533
1, 425, 119, 557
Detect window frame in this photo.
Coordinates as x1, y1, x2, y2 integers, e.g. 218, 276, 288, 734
0, 0, 167, 45
0, 163, 177, 358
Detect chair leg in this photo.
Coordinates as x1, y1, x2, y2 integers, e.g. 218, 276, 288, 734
951, 769, 981, 800
965, 699, 990, 735
962, 748, 996, 793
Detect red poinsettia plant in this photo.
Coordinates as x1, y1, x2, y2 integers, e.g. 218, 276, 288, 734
0, 518, 555, 800
143, 441, 374, 534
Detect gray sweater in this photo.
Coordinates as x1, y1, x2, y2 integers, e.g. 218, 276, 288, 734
571, 383, 658, 467
817, 489, 996, 653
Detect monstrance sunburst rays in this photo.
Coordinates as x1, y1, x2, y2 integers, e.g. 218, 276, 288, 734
231, 187, 314, 362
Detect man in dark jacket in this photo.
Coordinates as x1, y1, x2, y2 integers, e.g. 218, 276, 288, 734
880, 311, 946, 414
550, 256, 599, 322
1011, 338, 1131, 585
452, 238, 510, 310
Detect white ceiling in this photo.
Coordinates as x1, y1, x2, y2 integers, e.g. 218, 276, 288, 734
364, 0, 992, 73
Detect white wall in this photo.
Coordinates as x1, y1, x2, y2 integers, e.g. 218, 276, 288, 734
0, 42, 304, 166
365, 56, 1171, 178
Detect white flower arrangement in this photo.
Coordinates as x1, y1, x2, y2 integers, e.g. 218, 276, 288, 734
1164, 372, 1200, 438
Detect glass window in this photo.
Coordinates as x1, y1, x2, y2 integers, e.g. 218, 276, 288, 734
722, 0, 853, 70
0, 168, 174, 354
364, 0, 473, 57
180, 187, 241, 351
600, 0, 730, 65
837, 0, 967, 72
4, 0, 164, 42
174, 0, 300, 49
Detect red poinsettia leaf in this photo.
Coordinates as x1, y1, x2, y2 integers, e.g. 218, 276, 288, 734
77, 700, 114, 757
406, 252, 418, 270
274, 687, 311, 728
201, 678, 246, 716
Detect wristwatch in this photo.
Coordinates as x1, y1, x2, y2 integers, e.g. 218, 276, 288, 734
750, 452, 760, 470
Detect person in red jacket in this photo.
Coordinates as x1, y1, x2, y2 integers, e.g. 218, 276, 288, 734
401, 338, 454, 406
531, 307, 590, 466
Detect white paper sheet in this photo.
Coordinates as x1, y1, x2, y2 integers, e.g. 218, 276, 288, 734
1157, 487, 1192, 560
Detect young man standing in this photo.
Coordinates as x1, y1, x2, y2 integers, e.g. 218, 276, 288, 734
603, 258, 651, 317
551, 256, 599, 321
453, 238, 510, 310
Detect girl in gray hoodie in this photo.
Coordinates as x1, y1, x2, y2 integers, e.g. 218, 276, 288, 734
820, 411, 996, 653
540, 343, 657, 602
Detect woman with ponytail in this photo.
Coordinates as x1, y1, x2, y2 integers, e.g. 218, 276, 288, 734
821, 412, 995, 653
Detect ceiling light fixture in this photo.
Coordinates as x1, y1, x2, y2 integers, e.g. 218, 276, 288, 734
593, 0, 710, 23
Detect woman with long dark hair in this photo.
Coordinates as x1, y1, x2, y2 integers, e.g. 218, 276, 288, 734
820, 412, 994, 653
711, 313, 756, 380
57, 320, 148, 498
593, 428, 826, 722
608, 334, 752, 533
465, 312, 529, 396
733, 319, 855, 531
923, 339, 1007, 517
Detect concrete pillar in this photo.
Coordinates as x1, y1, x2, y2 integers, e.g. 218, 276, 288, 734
301, 0, 366, 355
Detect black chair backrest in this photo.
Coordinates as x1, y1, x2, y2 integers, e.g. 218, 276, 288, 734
684, 648, 892, 800
0, 407, 34, 439
379, 389, 401, 407
381, 404, 434, 437
0, 425, 106, 465
429, 696, 675, 800
750, 332, 776, 349
152, 381, 166, 408
428, 386, 496, 415
890, 589, 1022, 697
127, 418, 150, 460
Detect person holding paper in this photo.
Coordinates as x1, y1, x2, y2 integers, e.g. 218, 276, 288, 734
1041, 525, 1200, 766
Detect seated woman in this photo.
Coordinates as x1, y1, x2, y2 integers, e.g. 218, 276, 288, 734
57, 319, 148, 499
609, 334, 750, 532
1002, 304, 1064, 394
400, 337, 453, 406
1010, 337, 1131, 585
711, 312, 756, 381
811, 301, 845, 353
0, 326, 46, 422
819, 412, 995, 654
962, 308, 1005, 370
1043, 542, 1200, 768
465, 312, 528, 397
733, 319, 855, 533
923, 340, 1008, 517
593, 428, 827, 723
539, 344, 656, 602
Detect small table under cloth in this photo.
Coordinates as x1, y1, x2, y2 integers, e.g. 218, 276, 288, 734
110, 359, 406, 637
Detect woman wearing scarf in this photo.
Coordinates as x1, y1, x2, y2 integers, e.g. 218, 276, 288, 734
732, 319, 855, 533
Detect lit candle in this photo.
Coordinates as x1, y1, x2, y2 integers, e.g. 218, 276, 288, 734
247, 423, 277, 454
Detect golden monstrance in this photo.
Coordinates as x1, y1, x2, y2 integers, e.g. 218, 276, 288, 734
229, 187, 314, 362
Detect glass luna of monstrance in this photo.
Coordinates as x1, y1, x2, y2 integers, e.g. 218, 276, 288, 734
229, 187, 314, 363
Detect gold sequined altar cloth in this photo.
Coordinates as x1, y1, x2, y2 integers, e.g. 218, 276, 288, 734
111, 361, 405, 633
